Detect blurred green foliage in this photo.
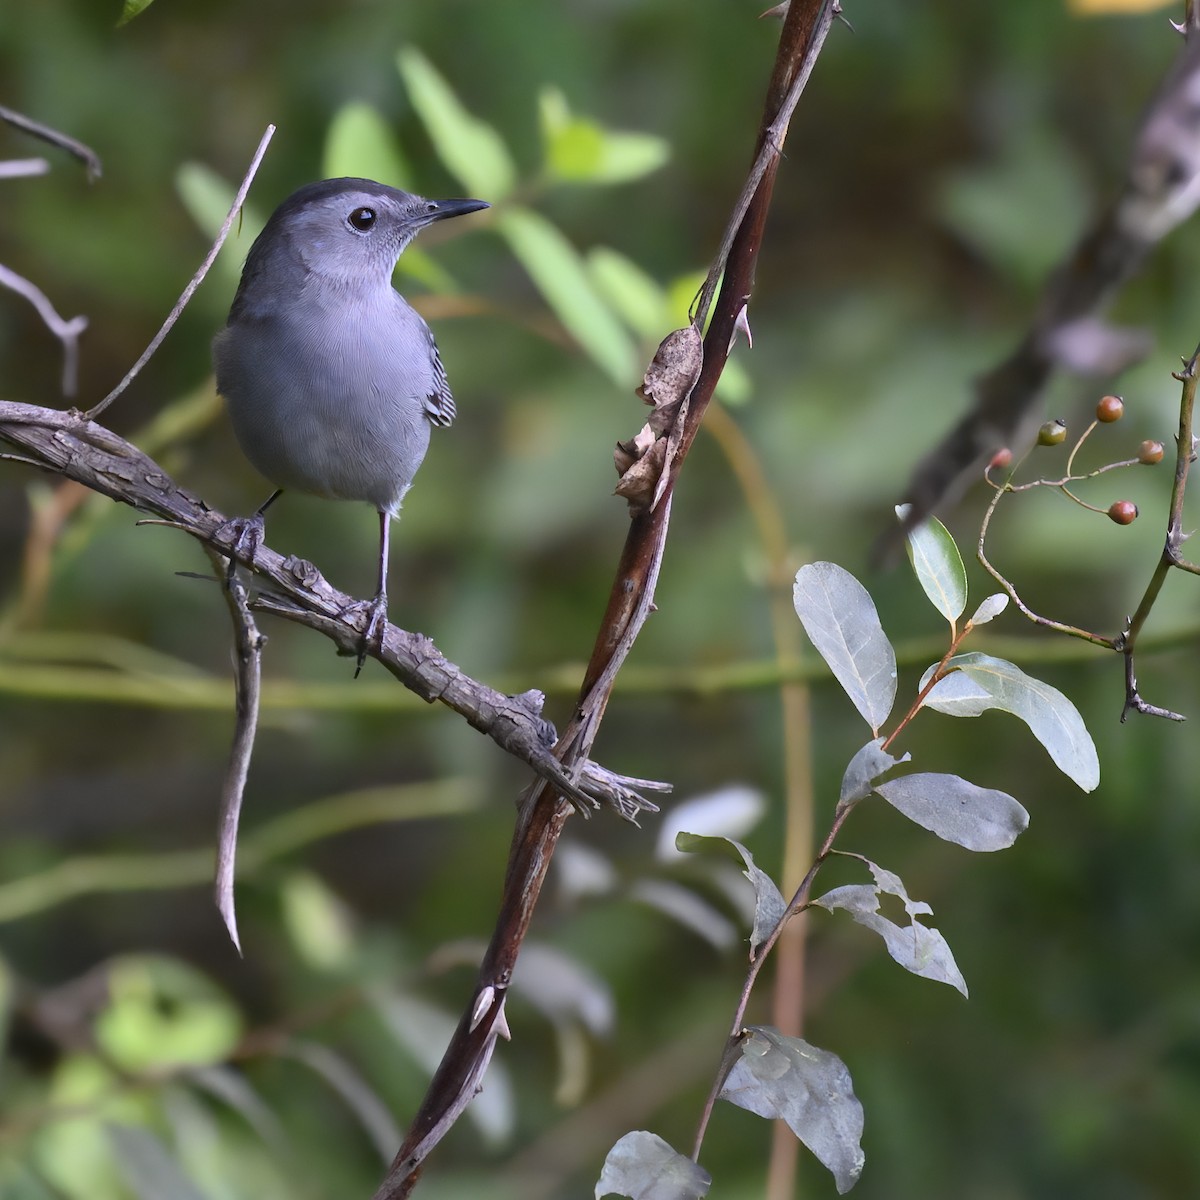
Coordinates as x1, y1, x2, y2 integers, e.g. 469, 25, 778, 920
3, 1, 1200, 1198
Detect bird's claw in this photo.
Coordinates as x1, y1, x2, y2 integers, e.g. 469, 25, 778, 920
215, 512, 266, 583
348, 592, 389, 678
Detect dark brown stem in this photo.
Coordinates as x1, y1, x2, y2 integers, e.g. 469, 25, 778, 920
375, 1, 839, 1194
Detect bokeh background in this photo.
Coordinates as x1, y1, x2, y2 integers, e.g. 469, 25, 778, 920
3, 1, 1200, 1197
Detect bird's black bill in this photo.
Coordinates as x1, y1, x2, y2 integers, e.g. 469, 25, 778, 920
428, 197, 490, 222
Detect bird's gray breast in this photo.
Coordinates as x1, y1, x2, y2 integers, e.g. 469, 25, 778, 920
215, 285, 440, 515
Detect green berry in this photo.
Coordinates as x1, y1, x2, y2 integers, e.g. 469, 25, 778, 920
1037, 419, 1067, 447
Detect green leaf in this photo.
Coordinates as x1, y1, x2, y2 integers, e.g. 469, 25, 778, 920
923, 652, 1100, 791
596, 1131, 711, 1199
720, 1027, 865, 1194
323, 101, 411, 188
541, 87, 670, 186
793, 563, 897, 735
117, 0, 156, 25
896, 503, 967, 625
588, 247, 667, 337
175, 162, 263, 289
280, 871, 357, 972
875, 772, 1029, 851
396, 47, 515, 200
675, 832, 786, 952
95, 956, 242, 1072
498, 206, 637, 384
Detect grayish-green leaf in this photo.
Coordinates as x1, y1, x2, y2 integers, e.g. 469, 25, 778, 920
839, 738, 908, 810
876, 772, 1029, 851
813, 883, 967, 996
920, 666, 993, 716
107, 1125, 210, 1200
512, 942, 614, 1035
630, 879, 739, 950
896, 504, 967, 624
188, 1065, 286, 1151
281, 1041, 400, 1163
674, 833, 785, 952
793, 563, 897, 734
498, 206, 637, 384
720, 1027, 865, 1194
924, 653, 1099, 791
969, 593, 1009, 626
396, 47, 516, 200
657, 785, 766, 861
596, 1131, 711, 1199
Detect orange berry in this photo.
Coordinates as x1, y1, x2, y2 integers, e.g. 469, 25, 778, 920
1096, 395, 1124, 423
1138, 439, 1164, 465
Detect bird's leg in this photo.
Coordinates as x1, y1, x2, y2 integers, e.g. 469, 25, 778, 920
216, 489, 282, 583
353, 510, 390, 677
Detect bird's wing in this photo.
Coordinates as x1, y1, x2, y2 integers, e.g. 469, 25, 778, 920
422, 329, 457, 428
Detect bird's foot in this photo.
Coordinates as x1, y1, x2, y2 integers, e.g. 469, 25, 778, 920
344, 591, 388, 678
215, 512, 266, 583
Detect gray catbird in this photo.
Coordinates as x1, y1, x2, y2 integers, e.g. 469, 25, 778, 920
213, 177, 489, 671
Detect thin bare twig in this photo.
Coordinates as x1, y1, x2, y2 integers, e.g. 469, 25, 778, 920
0, 105, 102, 180
0, 263, 88, 396
85, 124, 276, 420
202, 545, 265, 954
976, 476, 1119, 649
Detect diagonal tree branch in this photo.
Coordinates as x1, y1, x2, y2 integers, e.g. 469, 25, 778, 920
0, 400, 666, 822
886, 19, 1200, 555
372, 3, 839, 1196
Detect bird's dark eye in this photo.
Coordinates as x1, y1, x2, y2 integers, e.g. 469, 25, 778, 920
348, 206, 376, 231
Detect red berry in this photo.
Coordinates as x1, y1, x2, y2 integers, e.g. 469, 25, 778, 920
1138, 439, 1164, 465
1037, 419, 1067, 447
1096, 395, 1124, 423
1108, 500, 1138, 525
988, 447, 1013, 471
